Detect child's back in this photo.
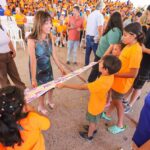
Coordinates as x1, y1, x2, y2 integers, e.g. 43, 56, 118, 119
0, 86, 50, 150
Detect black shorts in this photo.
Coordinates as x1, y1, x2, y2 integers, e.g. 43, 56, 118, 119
133, 68, 150, 89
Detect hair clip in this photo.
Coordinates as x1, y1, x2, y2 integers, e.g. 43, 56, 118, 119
12, 98, 15, 101
2, 93, 6, 96
9, 105, 13, 109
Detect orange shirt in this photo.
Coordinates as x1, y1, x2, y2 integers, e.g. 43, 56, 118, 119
0, 112, 50, 150
112, 42, 142, 94
87, 75, 114, 115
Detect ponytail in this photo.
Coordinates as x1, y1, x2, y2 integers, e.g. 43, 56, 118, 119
124, 22, 144, 45
136, 31, 144, 45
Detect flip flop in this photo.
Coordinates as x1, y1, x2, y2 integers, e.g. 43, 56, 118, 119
100, 112, 112, 121
108, 125, 127, 134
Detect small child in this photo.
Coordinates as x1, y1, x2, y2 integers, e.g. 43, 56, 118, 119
104, 43, 124, 57
57, 55, 121, 140
104, 43, 124, 107
0, 86, 50, 150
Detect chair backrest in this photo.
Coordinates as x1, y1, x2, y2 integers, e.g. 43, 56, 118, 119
9, 28, 23, 41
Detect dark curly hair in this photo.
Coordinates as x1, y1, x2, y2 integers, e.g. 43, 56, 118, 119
0, 86, 28, 147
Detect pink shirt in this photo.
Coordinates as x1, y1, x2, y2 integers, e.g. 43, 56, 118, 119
68, 16, 84, 41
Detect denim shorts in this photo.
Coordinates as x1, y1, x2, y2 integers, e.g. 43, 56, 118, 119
111, 89, 125, 100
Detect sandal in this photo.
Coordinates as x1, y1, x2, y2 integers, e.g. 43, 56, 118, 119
83, 125, 97, 135
108, 125, 127, 134
79, 131, 93, 141
100, 112, 112, 121
38, 106, 48, 115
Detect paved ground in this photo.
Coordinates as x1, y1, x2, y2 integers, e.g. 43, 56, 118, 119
14, 44, 150, 150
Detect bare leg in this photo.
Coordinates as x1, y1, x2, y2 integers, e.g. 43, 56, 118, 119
88, 122, 96, 137
113, 99, 124, 128
106, 100, 116, 117
123, 87, 133, 101
129, 89, 141, 107
38, 94, 48, 114
47, 90, 55, 108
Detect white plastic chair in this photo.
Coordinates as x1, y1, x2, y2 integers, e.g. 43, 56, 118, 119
8, 27, 26, 51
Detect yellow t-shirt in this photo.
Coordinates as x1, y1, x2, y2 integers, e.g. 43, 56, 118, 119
15, 14, 26, 25
0, 112, 50, 150
87, 75, 114, 115
112, 42, 142, 94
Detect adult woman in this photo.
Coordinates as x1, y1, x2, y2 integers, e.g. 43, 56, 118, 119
28, 11, 66, 115
0, 24, 26, 89
88, 11, 123, 82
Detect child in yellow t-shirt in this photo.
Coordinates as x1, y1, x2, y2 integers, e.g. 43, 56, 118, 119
57, 55, 121, 140
0, 86, 50, 150
102, 22, 143, 134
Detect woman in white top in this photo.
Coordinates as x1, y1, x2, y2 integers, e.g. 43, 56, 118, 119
0, 25, 26, 89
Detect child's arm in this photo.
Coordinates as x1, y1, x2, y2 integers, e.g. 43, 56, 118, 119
115, 68, 139, 78
103, 44, 114, 56
56, 83, 88, 90
142, 45, 150, 55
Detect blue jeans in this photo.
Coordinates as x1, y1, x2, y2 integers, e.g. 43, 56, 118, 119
85, 35, 98, 65
67, 40, 79, 62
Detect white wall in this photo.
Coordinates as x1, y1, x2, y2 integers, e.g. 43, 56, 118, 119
110, 0, 149, 8
130, 0, 149, 8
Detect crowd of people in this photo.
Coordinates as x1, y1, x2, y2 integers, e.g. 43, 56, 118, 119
0, 0, 150, 149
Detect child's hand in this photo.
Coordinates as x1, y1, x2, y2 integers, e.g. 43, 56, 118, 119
56, 83, 65, 88
23, 104, 35, 112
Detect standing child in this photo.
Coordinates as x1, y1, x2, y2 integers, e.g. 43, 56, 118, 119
104, 43, 124, 107
102, 22, 144, 134
57, 55, 121, 140
0, 86, 50, 150
104, 43, 123, 57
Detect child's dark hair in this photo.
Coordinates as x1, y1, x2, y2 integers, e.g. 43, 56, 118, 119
124, 22, 144, 45
147, 5, 150, 11
135, 12, 142, 18
102, 55, 122, 75
0, 86, 28, 147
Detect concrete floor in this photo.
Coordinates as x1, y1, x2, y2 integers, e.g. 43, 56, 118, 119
14, 44, 150, 150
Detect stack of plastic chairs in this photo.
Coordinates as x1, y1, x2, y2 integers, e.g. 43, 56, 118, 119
9, 27, 26, 51
25, 16, 34, 39
0, 16, 25, 51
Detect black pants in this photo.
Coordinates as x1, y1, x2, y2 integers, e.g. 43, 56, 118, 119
88, 55, 101, 82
